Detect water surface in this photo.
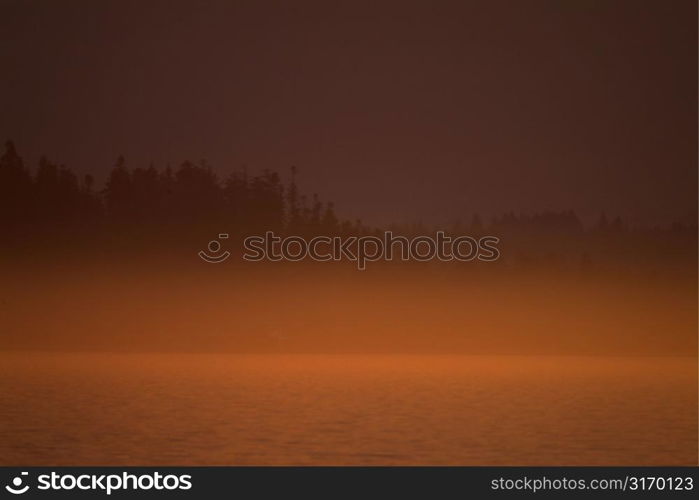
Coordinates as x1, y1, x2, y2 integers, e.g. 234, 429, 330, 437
0, 353, 695, 465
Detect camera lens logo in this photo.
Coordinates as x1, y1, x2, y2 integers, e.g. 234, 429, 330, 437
5, 472, 29, 495
198, 233, 230, 263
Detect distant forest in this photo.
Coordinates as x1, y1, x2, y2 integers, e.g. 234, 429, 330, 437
0, 140, 696, 269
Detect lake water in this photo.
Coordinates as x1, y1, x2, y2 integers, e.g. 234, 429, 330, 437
0, 353, 696, 465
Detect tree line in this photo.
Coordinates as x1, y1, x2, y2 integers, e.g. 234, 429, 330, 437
0, 139, 695, 267
0, 140, 359, 246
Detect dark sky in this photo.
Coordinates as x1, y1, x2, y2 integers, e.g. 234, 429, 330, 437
1, 0, 696, 226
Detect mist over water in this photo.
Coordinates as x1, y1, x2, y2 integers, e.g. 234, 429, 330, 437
1, 258, 696, 355
1, 254, 695, 465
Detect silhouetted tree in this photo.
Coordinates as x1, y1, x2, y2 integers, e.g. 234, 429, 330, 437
104, 155, 132, 221
0, 141, 32, 234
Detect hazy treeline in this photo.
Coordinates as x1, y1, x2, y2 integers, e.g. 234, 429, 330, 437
1, 141, 696, 354
0, 140, 696, 270
0, 140, 354, 246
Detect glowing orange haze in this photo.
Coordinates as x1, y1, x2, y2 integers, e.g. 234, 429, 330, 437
1, 257, 696, 465
1, 258, 695, 355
